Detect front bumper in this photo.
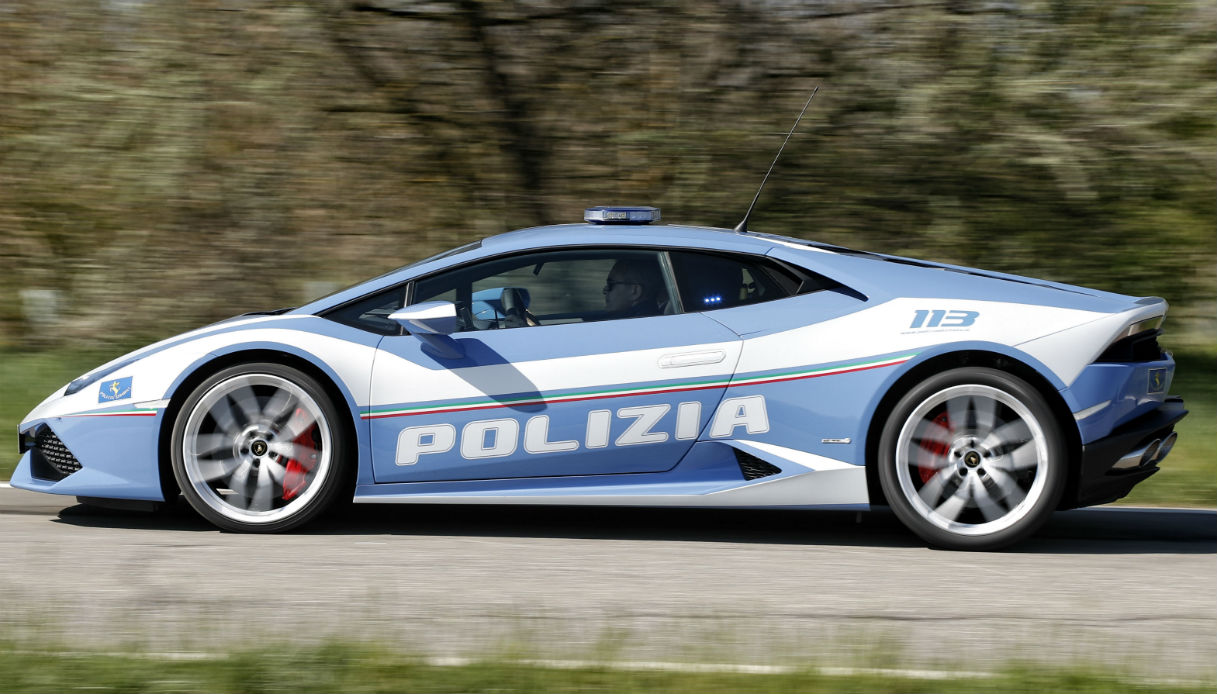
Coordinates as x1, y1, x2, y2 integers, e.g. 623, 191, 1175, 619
1068, 396, 1187, 509
12, 412, 167, 502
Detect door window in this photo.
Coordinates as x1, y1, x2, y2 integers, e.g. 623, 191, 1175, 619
668, 251, 801, 311
411, 249, 677, 332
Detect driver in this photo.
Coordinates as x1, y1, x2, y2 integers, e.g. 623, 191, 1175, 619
603, 258, 663, 318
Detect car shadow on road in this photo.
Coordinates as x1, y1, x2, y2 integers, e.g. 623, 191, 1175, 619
1018, 507, 1217, 554
51, 499, 1217, 554
53, 500, 923, 548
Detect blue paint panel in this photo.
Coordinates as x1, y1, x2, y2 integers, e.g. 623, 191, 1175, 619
356, 440, 748, 499
477, 224, 775, 255
368, 388, 726, 482
370, 312, 740, 483
10, 415, 165, 501
825, 340, 1080, 463
722, 366, 899, 467
369, 366, 723, 415
1066, 357, 1176, 443
700, 290, 868, 337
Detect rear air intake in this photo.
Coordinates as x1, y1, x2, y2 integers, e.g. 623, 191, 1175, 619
1097, 329, 1164, 363
733, 449, 782, 481
30, 427, 82, 481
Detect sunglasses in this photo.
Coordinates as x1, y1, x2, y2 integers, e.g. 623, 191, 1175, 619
603, 280, 638, 292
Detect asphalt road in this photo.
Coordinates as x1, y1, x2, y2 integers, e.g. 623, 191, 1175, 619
1, 485, 1214, 678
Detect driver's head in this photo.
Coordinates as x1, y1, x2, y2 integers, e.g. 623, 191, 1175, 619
604, 258, 661, 315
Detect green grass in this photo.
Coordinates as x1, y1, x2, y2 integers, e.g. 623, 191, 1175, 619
0, 640, 1210, 694
3, 346, 1214, 506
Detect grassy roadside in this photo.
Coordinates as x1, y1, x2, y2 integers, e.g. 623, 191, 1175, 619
1, 641, 1211, 694
2, 346, 1214, 506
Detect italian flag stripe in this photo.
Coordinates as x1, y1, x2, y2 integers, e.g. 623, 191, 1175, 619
64, 409, 159, 418
362, 354, 914, 420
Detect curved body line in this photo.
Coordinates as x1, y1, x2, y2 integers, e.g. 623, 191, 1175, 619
363, 353, 915, 420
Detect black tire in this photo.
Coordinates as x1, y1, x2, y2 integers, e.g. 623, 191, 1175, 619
170, 362, 351, 533
877, 367, 1066, 550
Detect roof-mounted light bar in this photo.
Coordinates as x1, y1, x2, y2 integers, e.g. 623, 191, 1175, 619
584, 206, 661, 225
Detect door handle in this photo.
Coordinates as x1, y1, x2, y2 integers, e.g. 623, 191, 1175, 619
658, 350, 727, 368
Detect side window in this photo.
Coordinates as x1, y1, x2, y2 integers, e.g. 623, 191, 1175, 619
321, 285, 407, 335
668, 251, 800, 311
411, 249, 675, 332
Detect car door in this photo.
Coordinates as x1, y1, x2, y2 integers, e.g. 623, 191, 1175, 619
367, 248, 743, 483
667, 247, 882, 464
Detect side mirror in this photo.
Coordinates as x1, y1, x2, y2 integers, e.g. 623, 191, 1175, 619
389, 301, 458, 336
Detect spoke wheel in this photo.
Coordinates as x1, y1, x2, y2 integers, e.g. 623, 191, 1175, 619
878, 367, 1065, 550
171, 363, 350, 532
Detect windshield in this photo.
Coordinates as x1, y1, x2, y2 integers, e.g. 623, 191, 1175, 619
302, 239, 484, 306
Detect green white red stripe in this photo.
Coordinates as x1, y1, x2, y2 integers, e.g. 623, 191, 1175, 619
724, 354, 915, 388
362, 353, 915, 420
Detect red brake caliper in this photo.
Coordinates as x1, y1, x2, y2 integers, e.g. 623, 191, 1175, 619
282, 409, 319, 501
917, 411, 952, 484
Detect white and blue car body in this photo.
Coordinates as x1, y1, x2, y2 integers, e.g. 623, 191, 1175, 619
14, 208, 1186, 549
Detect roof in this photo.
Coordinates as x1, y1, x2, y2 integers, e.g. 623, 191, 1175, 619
479, 223, 783, 255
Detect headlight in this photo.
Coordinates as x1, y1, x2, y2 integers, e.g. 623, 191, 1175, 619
63, 356, 140, 396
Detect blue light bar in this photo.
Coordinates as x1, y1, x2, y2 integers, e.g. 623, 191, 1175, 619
584, 206, 661, 225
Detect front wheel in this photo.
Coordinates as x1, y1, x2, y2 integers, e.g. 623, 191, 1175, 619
170, 363, 351, 532
878, 367, 1066, 550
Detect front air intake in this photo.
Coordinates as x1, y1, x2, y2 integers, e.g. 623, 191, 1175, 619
30, 427, 82, 481
733, 449, 782, 481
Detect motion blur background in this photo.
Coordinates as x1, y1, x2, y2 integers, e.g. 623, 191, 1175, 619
1, 5, 1215, 687
1, 0, 1213, 349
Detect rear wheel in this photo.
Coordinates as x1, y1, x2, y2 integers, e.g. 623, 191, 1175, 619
878, 367, 1066, 550
170, 363, 350, 532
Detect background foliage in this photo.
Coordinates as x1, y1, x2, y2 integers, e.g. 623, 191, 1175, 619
1, 0, 1212, 348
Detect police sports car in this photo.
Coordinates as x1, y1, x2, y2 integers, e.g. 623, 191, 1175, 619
14, 206, 1186, 549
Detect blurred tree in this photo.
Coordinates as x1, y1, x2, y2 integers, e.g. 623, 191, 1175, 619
0, 0, 1212, 347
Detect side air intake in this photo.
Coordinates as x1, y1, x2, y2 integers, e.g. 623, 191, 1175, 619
733, 449, 782, 481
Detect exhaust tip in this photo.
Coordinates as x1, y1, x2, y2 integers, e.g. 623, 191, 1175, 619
1154, 432, 1178, 463
1140, 439, 1162, 467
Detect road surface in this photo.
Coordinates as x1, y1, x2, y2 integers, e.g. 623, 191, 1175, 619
1, 485, 1213, 678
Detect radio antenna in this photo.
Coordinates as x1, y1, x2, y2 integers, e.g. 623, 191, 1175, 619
732, 85, 819, 234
